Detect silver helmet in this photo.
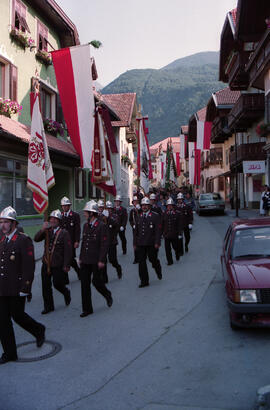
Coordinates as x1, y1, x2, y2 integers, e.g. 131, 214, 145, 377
150, 193, 156, 200
0, 206, 17, 221
50, 209, 62, 220
177, 193, 184, 200
97, 200, 104, 208
84, 201, 98, 213
166, 198, 174, 205
115, 194, 122, 201
61, 196, 71, 206
141, 197, 150, 205
106, 201, 113, 209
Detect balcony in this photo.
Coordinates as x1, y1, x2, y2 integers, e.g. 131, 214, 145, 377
247, 29, 270, 90
227, 52, 250, 90
211, 117, 231, 143
126, 125, 137, 144
229, 142, 266, 168
228, 93, 265, 132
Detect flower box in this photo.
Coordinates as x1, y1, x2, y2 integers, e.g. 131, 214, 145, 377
10, 28, 35, 49
35, 49, 52, 65
44, 119, 65, 136
0, 98, 22, 117
256, 121, 270, 138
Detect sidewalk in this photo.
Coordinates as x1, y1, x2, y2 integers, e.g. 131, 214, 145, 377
225, 206, 263, 220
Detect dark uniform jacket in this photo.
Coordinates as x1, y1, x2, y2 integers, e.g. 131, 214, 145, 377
134, 212, 162, 247
34, 228, 72, 268
80, 219, 109, 264
176, 203, 193, 228
151, 204, 163, 216
162, 210, 182, 239
0, 231, 35, 296
107, 213, 120, 246
114, 206, 128, 228
129, 207, 142, 229
60, 211, 81, 244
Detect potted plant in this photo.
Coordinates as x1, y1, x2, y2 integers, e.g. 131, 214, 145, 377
35, 49, 52, 65
44, 118, 65, 137
256, 121, 270, 137
0, 98, 22, 117
121, 154, 133, 168
10, 28, 35, 49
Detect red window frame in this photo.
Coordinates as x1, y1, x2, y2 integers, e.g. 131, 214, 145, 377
12, 0, 30, 33
0, 63, 5, 98
37, 20, 48, 52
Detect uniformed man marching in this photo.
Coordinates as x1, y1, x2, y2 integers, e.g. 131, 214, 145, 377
105, 201, 122, 279
114, 195, 128, 255
176, 193, 193, 253
133, 197, 162, 288
34, 210, 72, 314
150, 193, 163, 216
162, 198, 182, 265
129, 196, 141, 264
0, 207, 45, 364
79, 201, 113, 317
60, 196, 81, 280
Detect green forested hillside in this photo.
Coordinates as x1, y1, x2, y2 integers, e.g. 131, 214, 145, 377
102, 52, 224, 144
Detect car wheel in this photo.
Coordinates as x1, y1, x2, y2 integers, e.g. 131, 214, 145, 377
230, 320, 240, 331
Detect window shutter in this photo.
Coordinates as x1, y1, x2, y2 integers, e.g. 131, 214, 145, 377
56, 93, 64, 125
75, 168, 86, 199
9, 64, 18, 101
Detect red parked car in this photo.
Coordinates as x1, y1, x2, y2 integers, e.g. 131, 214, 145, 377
221, 218, 270, 329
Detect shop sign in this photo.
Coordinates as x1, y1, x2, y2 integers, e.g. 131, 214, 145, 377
243, 161, 265, 174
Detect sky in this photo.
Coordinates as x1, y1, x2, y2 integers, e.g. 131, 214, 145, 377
56, 0, 236, 86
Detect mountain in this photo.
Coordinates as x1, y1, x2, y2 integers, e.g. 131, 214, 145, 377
102, 51, 223, 144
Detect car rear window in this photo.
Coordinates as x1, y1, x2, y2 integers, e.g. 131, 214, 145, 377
232, 227, 270, 259
200, 193, 222, 200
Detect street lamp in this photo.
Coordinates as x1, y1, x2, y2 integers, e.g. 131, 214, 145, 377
223, 115, 239, 217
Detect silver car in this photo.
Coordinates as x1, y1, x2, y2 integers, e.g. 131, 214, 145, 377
197, 193, 225, 215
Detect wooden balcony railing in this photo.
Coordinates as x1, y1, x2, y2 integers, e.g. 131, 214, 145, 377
247, 29, 270, 89
228, 93, 265, 131
211, 117, 231, 143
229, 142, 266, 167
227, 52, 250, 90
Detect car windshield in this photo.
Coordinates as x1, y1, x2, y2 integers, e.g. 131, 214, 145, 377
200, 193, 221, 201
232, 227, 270, 259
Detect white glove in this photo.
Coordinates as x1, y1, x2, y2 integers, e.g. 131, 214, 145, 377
19, 292, 28, 297
102, 210, 109, 217
133, 225, 136, 229
178, 235, 182, 239
188, 224, 193, 230
120, 226, 124, 231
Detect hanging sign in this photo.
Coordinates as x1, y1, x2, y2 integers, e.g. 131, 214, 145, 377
243, 161, 265, 174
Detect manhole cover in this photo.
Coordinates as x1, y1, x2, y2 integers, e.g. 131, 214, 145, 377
16, 340, 62, 362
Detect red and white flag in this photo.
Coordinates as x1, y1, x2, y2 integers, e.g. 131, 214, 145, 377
27, 94, 55, 213
137, 117, 153, 193
51, 44, 95, 169
196, 121, 212, 151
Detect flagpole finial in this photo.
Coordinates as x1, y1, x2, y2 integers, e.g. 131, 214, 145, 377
33, 68, 40, 95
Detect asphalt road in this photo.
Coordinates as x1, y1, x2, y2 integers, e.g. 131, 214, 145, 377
1, 209, 270, 410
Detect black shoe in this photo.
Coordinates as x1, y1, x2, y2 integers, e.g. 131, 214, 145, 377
138, 283, 149, 288
167, 262, 173, 266
176, 253, 180, 261
64, 289, 71, 306
133, 260, 138, 264
106, 295, 113, 307
185, 244, 189, 253
0, 353, 18, 364
123, 250, 127, 255
41, 308, 54, 315
36, 325, 46, 348
117, 266, 122, 279
80, 311, 93, 318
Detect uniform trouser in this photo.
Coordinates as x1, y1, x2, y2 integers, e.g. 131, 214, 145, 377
119, 230, 127, 253
80, 264, 112, 313
183, 227, 191, 248
165, 237, 179, 264
108, 245, 121, 270
0, 296, 44, 358
65, 248, 80, 284
41, 264, 69, 311
137, 245, 162, 285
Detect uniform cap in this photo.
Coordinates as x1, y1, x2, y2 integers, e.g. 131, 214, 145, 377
97, 200, 104, 207
83, 201, 98, 213
150, 193, 156, 200
177, 193, 184, 199
0, 206, 17, 221
106, 201, 113, 208
166, 198, 174, 205
61, 196, 71, 205
115, 194, 122, 201
50, 209, 62, 220
141, 197, 150, 205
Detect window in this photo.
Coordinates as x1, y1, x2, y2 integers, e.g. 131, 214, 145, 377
0, 63, 5, 97
265, 93, 270, 123
37, 20, 48, 51
12, 0, 30, 33
75, 168, 86, 199
0, 60, 17, 100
